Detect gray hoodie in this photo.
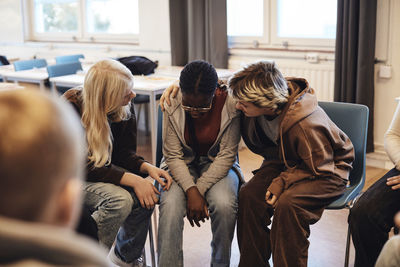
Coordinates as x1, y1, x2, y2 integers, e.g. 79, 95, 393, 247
161, 90, 242, 196
0, 216, 109, 266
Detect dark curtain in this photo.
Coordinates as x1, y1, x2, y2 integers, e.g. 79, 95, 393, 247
334, 0, 377, 152
169, 0, 228, 68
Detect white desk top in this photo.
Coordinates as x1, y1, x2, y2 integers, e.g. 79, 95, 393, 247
49, 65, 235, 94
0, 82, 25, 91
0, 63, 91, 81
4, 67, 48, 80
49, 73, 85, 86
155, 65, 234, 80
0, 65, 15, 76
50, 73, 177, 91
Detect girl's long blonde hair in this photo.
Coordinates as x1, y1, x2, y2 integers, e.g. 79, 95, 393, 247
82, 59, 133, 167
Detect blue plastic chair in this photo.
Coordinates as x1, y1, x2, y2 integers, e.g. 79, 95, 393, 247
318, 101, 369, 267
55, 54, 84, 64
47, 62, 82, 78
47, 62, 83, 94
13, 59, 47, 71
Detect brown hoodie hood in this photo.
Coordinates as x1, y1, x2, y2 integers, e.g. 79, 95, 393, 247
278, 77, 319, 170
280, 77, 318, 134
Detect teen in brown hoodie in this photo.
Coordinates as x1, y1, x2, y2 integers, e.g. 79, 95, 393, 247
229, 61, 354, 267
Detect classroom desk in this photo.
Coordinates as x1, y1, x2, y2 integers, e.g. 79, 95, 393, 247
0, 63, 91, 92
50, 73, 177, 164
49, 72, 86, 92
0, 82, 25, 91
0, 67, 48, 91
0, 65, 15, 79
155, 65, 234, 80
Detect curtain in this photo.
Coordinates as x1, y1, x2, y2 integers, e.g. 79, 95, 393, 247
169, 0, 228, 68
334, 0, 377, 152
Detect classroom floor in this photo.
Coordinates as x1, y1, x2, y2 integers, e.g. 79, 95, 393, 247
136, 128, 388, 267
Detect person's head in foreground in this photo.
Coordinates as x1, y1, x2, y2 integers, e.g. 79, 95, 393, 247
0, 89, 85, 228
82, 59, 136, 167
179, 60, 218, 119
229, 61, 289, 117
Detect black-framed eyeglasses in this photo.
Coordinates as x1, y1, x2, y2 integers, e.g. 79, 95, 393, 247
181, 101, 213, 113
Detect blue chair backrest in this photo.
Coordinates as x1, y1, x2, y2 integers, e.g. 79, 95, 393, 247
55, 54, 84, 64
47, 62, 83, 78
156, 105, 163, 167
13, 59, 47, 71
318, 101, 369, 206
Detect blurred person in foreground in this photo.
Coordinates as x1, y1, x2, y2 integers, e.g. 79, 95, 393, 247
0, 89, 109, 266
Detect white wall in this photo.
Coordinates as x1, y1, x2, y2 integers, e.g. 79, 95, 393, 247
0, 0, 24, 43
374, 0, 400, 153
0, 0, 171, 65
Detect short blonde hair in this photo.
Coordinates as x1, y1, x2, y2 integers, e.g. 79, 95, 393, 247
229, 61, 289, 111
82, 59, 134, 167
0, 89, 85, 221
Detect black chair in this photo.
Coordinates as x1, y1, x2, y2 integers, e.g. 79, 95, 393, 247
0, 55, 10, 66
0, 55, 10, 82
319, 101, 369, 267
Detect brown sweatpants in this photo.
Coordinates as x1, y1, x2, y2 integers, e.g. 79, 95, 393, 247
237, 163, 346, 267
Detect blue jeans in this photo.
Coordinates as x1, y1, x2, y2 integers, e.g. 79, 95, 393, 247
84, 182, 153, 263
157, 160, 239, 267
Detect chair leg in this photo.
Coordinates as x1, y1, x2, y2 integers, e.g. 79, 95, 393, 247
142, 247, 147, 266
148, 218, 156, 267
136, 104, 143, 127
344, 224, 351, 267
144, 103, 150, 135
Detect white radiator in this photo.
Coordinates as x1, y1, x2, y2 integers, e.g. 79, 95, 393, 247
228, 57, 335, 102
278, 63, 335, 102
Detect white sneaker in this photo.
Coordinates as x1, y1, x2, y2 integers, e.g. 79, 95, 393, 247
132, 256, 144, 267
107, 244, 144, 267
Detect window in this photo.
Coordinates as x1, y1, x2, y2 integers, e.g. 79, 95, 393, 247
227, 0, 268, 44
27, 0, 139, 43
227, 0, 337, 48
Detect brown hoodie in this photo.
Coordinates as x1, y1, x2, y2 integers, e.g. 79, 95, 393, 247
242, 77, 354, 198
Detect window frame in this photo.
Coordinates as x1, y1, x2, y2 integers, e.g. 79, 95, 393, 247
227, 0, 270, 46
25, 0, 140, 44
269, 0, 336, 47
228, 0, 336, 49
